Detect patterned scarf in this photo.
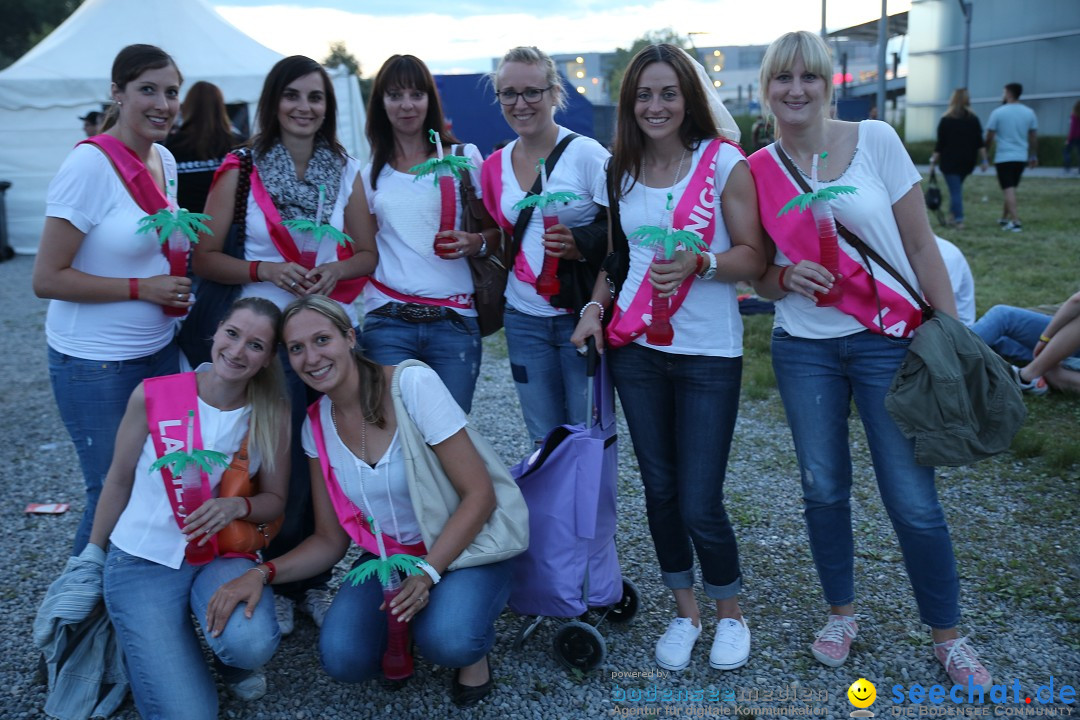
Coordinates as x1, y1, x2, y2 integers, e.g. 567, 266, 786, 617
256, 139, 345, 223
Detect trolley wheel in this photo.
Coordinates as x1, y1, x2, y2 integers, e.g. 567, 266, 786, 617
553, 621, 607, 672
606, 577, 640, 624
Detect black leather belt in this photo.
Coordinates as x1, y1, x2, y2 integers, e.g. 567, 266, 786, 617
369, 302, 463, 325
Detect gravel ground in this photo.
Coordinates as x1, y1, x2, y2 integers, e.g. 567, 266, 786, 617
1, 253, 1077, 720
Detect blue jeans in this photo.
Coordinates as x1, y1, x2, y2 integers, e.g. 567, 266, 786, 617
973, 305, 1079, 365
319, 556, 512, 682
608, 343, 743, 599
943, 172, 966, 223
104, 546, 279, 720
502, 306, 588, 444
48, 343, 179, 555
1064, 138, 1080, 171
361, 313, 481, 413
771, 328, 960, 628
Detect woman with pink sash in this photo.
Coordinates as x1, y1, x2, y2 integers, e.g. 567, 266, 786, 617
360, 55, 499, 413
194, 56, 378, 634
748, 31, 988, 686
33, 45, 190, 555
207, 296, 511, 709
481, 46, 610, 445
572, 44, 765, 674
87, 297, 289, 718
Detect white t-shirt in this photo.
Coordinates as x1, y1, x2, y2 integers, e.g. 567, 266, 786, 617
935, 236, 975, 327
770, 120, 924, 340
110, 373, 258, 569
360, 144, 482, 316
45, 143, 179, 360
614, 141, 744, 357
301, 365, 466, 546
496, 127, 609, 317
986, 103, 1038, 164
240, 155, 363, 326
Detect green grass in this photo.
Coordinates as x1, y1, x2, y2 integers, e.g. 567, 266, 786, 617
738, 174, 1080, 470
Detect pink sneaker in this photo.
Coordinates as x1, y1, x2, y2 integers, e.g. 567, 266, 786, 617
810, 615, 858, 667
934, 637, 991, 686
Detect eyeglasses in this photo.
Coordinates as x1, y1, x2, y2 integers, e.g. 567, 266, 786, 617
494, 86, 553, 106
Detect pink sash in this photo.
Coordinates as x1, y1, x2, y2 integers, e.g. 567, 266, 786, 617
79, 134, 170, 262
479, 148, 552, 290
306, 400, 426, 558
606, 138, 728, 348
747, 146, 924, 338
366, 277, 473, 310
144, 372, 219, 554
213, 154, 366, 304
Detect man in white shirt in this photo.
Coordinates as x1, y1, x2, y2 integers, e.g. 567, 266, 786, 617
985, 83, 1038, 232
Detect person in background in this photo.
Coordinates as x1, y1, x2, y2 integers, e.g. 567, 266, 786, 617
481, 46, 609, 445
1063, 99, 1080, 176
929, 89, 987, 230
573, 43, 764, 674
80, 110, 104, 138
194, 55, 378, 636
33, 44, 189, 555
360, 54, 498, 413
166, 81, 245, 214
935, 236, 975, 327
750, 114, 774, 153
749, 30, 989, 687
985, 82, 1038, 232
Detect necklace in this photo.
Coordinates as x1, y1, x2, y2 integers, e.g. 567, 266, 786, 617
641, 147, 689, 226
331, 401, 371, 531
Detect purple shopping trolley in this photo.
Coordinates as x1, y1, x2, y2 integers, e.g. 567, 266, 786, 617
508, 340, 639, 672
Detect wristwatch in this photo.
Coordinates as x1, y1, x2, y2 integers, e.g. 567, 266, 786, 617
699, 252, 717, 281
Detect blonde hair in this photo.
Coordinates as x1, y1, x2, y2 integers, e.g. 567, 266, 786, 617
759, 30, 835, 122
280, 295, 388, 428
944, 88, 973, 119
492, 46, 567, 111
219, 297, 288, 473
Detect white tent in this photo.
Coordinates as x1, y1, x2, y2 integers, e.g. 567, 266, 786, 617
0, 0, 368, 253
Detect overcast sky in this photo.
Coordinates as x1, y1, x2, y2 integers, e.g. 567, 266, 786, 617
214, 0, 912, 75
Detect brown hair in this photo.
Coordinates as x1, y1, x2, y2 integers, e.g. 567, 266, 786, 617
171, 81, 236, 159
253, 56, 344, 158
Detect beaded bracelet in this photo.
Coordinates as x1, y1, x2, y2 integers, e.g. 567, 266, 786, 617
580, 300, 605, 322
248, 566, 269, 584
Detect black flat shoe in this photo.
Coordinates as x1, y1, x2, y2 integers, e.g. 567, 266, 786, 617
450, 662, 494, 708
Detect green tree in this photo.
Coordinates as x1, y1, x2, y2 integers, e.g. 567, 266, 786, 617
1, 0, 85, 69
606, 28, 690, 102
323, 40, 373, 104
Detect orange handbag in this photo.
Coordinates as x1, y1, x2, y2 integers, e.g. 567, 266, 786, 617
217, 434, 284, 554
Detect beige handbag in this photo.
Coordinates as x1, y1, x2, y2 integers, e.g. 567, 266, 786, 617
391, 360, 529, 571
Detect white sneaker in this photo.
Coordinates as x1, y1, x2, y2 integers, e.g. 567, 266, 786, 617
226, 668, 267, 701
274, 594, 295, 636
709, 617, 751, 670
655, 617, 701, 671
298, 587, 332, 628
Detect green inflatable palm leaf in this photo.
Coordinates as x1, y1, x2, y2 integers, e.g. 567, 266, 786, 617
777, 186, 859, 217
343, 554, 424, 587
512, 190, 582, 211
629, 225, 710, 260
280, 219, 353, 248
409, 154, 476, 185
149, 448, 230, 475
137, 209, 213, 244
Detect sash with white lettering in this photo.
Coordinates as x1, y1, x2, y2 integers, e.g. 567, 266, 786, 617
79, 134, 170, 261
606, 138, 726, 349
747, 145, 924, 338
307, 399, 427, 558
212, 154, 366, 304
144, 372, 218, 554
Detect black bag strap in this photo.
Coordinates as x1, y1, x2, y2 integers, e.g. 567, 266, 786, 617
230, 147, 254, 256
510, 133, 580, 259
454, 144, 481, 214
774, 146, 932, 317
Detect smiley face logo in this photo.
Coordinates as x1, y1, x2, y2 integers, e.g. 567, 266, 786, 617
847, 678, 876, 708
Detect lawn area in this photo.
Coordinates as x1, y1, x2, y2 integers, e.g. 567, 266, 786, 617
740, 173, 1080, 470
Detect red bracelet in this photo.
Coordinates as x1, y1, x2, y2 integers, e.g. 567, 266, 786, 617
695, 254, 706, 277
777, 266, 790, 292
128, 278, 139, 300
264, 561, 276, 584
249, 261, 261, 283
241, 497, 252, 518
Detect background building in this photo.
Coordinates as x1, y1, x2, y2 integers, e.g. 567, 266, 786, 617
905, 0, 1080, 142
